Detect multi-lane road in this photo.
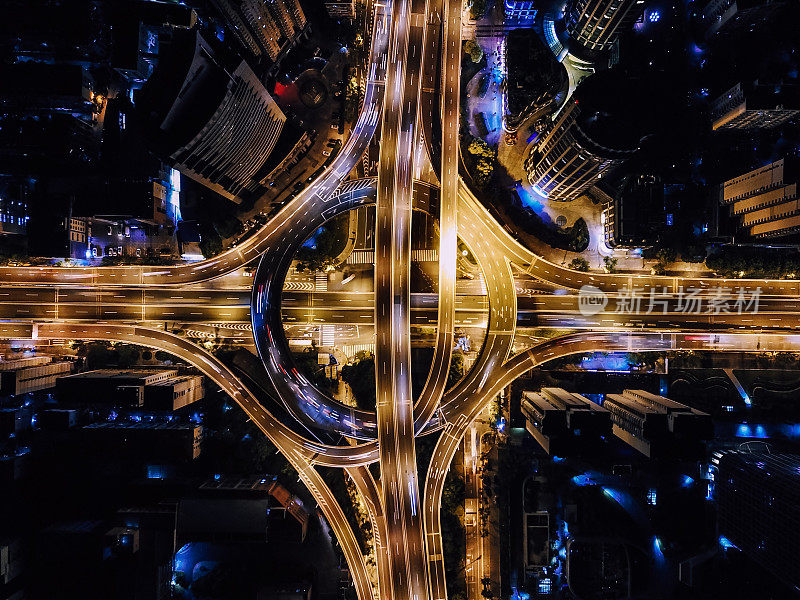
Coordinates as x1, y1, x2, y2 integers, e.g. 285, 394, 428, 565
373, 0, 430, 593
4, 0, 800, 598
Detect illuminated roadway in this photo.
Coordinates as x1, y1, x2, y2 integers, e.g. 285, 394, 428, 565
6, 2, 800, 599
373, 0, 430, 592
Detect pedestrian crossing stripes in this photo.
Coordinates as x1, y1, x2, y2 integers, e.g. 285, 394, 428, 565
346, 249, 439, 264
315, 271, 328, 292
321, 324, 335, 346
412, 249, 438, 262
347, 250, 374, 265
342, 344, 375, 359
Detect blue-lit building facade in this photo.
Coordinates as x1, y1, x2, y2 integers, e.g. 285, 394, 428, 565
524, 101, 633, 201
504, 0, 537, 22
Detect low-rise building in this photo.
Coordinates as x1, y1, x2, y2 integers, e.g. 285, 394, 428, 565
66, 215, 178, 260
522, 388, 610, 454
605, 390, 711, 457
0, 357, 72, 396
83, 421, 202, 461
0, 407, 32, 437
145, 375, 205, 411
0, 189, 29, 239
711, 81, 800, 132
36, 409, 79, 431
719, 158, 800, 239
57, 369, 204, 411
180, 477, 310, 544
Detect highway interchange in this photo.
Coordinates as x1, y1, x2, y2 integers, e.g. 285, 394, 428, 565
2, 2, 800, 599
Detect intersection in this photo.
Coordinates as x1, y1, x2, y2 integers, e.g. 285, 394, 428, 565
1, 2, 800, 600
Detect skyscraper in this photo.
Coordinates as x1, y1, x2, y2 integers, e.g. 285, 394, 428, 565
565, 0, 643, 54
211, 0, 308, 62
524, 71, 645, 201
137, 32, 287, 204
716, 452, 800, 594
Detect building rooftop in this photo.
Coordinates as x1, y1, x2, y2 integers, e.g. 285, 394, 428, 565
84, 421, 199, 431
59, 368, 179, 381
571, 71, 650, 155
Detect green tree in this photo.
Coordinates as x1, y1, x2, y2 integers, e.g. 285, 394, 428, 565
566, 219, 590, 252
84, 342, 114, 369
295, 214, 349, 272
341, 351, 377, 411
117, 345, 140, 368
569, 257, 590, 272
466, 139, 496, 189
656, 247, 677, 264
446, 351, 465, 390
603, 256, 618, 273
199, 229, 223, 258
652, 262, 668, 275
469, 0, 487, 19
464, 40, 484, 63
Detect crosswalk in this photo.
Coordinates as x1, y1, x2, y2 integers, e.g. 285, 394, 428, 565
342, 343, 375, 359
315, 271, 328, 292
346, 249, 439, 264
347, 250, 375, 265
321, 324, 336, 346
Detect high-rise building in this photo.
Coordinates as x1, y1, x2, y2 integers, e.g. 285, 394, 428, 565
137, 32, 288, 204
242, 0, 286, 59
601, 175, 675, 248
710, 81, 800, 131
704, 0, 795, 38
211, 0, 308, 62
111, 0, 198, 85
699, 0, 738, 38
716, 452, 800, 594
565, 0, 643, 54
525, 103, 631, 201
525, 72, 646, 201
719, 158, 800, 239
